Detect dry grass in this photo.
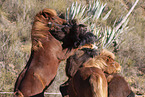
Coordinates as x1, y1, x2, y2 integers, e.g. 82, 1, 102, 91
0, 0, 144, 96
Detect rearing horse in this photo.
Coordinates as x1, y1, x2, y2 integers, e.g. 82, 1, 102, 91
14, 8, 97, 97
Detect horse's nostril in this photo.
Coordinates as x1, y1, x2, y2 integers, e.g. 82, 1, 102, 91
48, 22, 52, 27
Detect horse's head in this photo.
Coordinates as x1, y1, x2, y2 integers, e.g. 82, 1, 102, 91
31, 8, 67, 50
83, 49, 121, 74
31, 8, 98, 51
100, 49, 121, 74
102, 57, 121, 74
57, 19, 98, 50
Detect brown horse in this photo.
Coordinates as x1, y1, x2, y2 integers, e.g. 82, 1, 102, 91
60, 48, 98, 97
14, 8, 97, 97
60, 49, 121, 97
106, 73, 135, 97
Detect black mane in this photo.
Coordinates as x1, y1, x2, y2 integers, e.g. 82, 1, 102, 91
50, 19, 98, 50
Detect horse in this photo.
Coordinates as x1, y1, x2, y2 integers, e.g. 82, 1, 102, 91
106, 73, 135, 97
60, 49, 121, 97
14, 8, 98, 97
80, 49, 134, 97
59, 48, 98, 97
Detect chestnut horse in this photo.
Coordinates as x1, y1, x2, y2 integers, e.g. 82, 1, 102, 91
106, 73, 135, 97
60, 49, 121, 97
14, 8, 97, 97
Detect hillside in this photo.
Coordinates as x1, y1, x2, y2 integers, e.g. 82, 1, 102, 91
0, 0, 144, 96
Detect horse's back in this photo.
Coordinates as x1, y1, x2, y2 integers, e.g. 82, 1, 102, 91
69, 67, 107, 97
108, 74, 135, 97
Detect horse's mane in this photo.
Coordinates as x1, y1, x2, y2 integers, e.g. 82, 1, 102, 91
61, 20, 97, 50
31, 8, 66, 51
83, 49, 115, 70
31, 8, 97, 51
42, 8, 57, 16
100, 49, 115, 59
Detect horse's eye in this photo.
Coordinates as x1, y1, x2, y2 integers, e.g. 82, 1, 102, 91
107, 59, 109, 62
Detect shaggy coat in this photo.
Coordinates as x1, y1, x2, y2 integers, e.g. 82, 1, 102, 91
60, 49, 121, 97
14, 8, 97, 97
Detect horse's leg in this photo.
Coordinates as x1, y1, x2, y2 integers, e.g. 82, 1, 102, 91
30, 92, 44, 97
14, 51, 34, 93
14, 90, 24, 97
127, 91, 135, 97
59, 79, 69, 97
57, 49, 76, 61
14, 68, 27, 92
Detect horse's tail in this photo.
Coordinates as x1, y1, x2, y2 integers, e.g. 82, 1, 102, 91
89, 74, 107, 97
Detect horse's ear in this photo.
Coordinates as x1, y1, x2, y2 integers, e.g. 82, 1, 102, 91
42, 8, 57, 18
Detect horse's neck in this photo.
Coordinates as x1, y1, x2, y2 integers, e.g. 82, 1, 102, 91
74, 52, 92, 67
66, 51, 92, 77
83, 56, 107, 71
35, 35, 62, 53
32, 34, 76, 63
57, 48, 77, 61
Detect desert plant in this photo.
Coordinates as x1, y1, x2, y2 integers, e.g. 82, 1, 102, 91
66, 0, 139, 49
66, 0, 145, 95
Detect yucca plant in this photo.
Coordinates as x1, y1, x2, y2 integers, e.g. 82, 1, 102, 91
66, 0, 111, 24
66, 0, 139, 49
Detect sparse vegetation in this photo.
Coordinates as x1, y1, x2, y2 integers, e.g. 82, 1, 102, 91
0, 0, 144, 96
